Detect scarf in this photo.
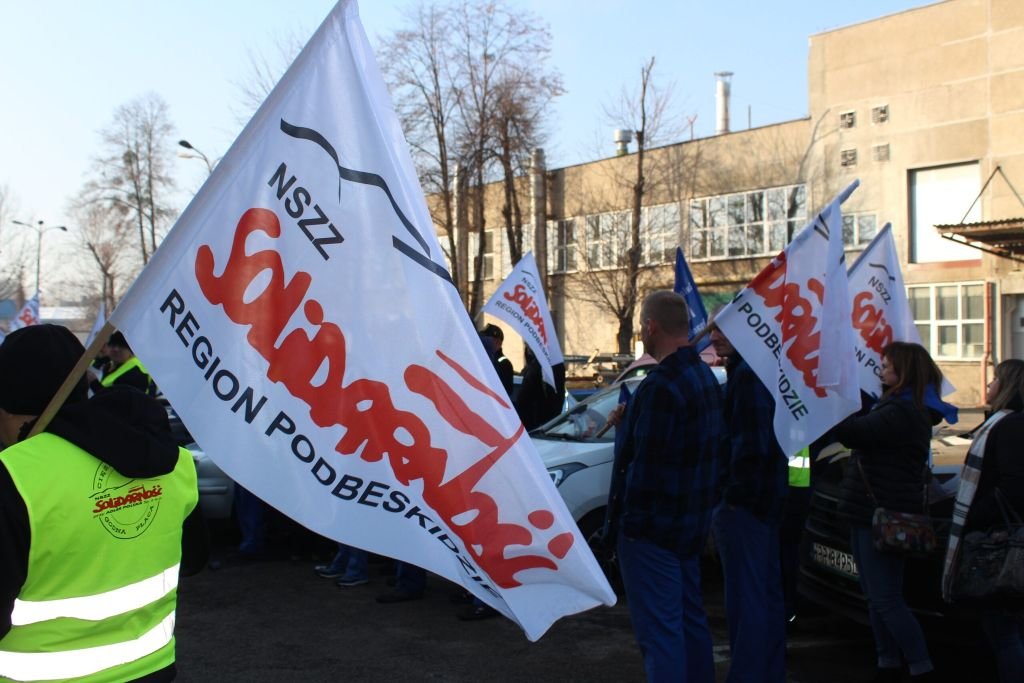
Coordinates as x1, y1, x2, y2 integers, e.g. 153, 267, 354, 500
941, 409, 1011, 601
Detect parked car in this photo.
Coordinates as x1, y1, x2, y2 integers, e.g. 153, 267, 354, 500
534, 365, 728, 574
797, 453, 966, 626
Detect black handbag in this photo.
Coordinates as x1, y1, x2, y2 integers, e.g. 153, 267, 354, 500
952, 489, 1024, 600
857, 458, 937, 557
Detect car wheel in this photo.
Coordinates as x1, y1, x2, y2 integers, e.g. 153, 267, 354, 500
577, 508, 624, 595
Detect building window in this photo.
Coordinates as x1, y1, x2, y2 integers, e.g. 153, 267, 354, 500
840, 111, 856, 129
549, 218, 577, 273
872, 144, 890, 162
842, 212, 878, 250
641, 202, 680, 265
689, 184, 806, 261
840, 148, 858, 167
871, 105, 889, 124
909, 162, 980, 263
908, 282, 985, 359
585, 211, 629, 270
469, 229, 495, 280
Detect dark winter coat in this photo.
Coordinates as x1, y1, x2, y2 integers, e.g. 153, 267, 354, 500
833, 395, 936, 527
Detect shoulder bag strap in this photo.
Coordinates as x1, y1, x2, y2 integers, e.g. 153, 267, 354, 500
855, 457, 881, 508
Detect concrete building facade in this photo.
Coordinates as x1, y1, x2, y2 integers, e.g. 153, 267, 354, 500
448, 0, 1024, 405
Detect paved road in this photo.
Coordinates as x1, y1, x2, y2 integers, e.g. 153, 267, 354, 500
174, 546, 990, 682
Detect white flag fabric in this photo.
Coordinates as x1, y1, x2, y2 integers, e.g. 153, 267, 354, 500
714, 181, 862, 456
85, 302, 107, 348
481, 252, 564, 389
847, 223, 955, 398
10, 292, 40, 330
107, 0, 613, 640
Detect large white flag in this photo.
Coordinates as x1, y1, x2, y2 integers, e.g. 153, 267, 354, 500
85, 302, 107, 348
847, 223, 955, 398
481, 252, 564, 389
10, 291, 40, 330
108, 0, 613, 640
715, 182, 862, 456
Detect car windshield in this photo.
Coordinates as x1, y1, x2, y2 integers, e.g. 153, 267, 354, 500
535, 378, 640, 442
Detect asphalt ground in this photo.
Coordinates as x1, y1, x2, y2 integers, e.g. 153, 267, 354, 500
174, 539, 992, 682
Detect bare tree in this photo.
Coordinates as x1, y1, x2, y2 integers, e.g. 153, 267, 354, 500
379, 3, 463, 288
0, 185, 28, 303
68, 200, 139, 314
233, 32, 306, 124
571, 57, 680, 353
79, 93, 177, 265
448, 0, 561, 317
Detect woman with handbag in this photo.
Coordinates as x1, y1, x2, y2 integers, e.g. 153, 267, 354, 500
833, 342, 957, 682
943, 359, 1024, 682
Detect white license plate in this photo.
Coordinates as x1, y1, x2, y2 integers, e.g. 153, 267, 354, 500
811, 542, 859, 579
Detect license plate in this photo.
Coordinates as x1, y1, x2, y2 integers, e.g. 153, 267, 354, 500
811, 542, 859, 579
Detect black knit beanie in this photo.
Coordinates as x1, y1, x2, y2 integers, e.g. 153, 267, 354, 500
0, 324, 88, 415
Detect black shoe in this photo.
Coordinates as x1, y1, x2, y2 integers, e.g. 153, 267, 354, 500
457, 604, 498, 621
449, 589, 473, 605
376, 590, 423, 604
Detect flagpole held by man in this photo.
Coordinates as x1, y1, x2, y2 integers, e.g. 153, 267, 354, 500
94, 0, 613, 641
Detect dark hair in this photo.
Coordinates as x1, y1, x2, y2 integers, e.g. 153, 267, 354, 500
107, 330, 131, 351
482, 324, 504, 342
990, 359, 1024, 412
882, 341, 942, 407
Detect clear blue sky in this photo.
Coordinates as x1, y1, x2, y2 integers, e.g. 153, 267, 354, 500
0, 1, 933, 253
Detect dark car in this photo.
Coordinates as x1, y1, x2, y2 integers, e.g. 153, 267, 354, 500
798, 454, 966, 626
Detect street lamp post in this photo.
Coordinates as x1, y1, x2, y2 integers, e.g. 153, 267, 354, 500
12, 219, 67, 295
177, 139, 214, 174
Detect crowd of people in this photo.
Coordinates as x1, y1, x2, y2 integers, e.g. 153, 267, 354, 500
602, 290, 1024, 683
1, 304, 1022, 681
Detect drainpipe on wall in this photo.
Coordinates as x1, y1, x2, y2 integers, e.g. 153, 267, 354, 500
981, 281, 993, 407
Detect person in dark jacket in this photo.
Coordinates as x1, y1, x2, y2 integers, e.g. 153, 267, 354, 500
951, 358, 1024, 682
606, 291, 725, 682
833, 341, 956, 682
514, 346, 566, 430
88, 330, 155, 395
0, 324, 206, 682
709, 324, 789, 683
481, 324, 515, 398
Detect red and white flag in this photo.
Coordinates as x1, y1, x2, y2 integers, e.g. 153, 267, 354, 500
108, 0, 613, 640
714, 181, 862, 456
847, 223, 954, 398
10, 292, 40, 331
481, 252, 563, 389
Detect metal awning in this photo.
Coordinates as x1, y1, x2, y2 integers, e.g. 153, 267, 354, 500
936, 218, 1024, 263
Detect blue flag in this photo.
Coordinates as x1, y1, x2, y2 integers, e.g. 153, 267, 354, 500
673, 247, 710, 352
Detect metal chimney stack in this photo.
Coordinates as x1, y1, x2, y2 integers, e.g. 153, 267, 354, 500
613, 128, 633, 156
715, 71, 733, 135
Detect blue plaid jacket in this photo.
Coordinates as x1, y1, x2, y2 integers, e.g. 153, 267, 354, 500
720, 354, 788, 523
607, 346, 726, 556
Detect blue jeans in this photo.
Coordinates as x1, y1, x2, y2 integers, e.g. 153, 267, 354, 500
981, 610, 1024, 683
617, 535, 713, 683
712, 503, 785, 683
849, 526, 932, 675
327, 543, 368, 581
234, 486, 266, 555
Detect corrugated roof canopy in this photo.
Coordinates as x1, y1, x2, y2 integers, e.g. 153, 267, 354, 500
936, 218, 1024, 263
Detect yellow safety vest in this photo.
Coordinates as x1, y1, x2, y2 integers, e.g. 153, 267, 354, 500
99, 356, 150, 389
0, 434, 196, 682
788, 446, 811, 488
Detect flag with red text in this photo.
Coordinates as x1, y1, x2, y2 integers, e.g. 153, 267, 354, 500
847, 223, 955, 398
481, 252, 563, 390
714, 182, 862, 457
107, 0, 613, 640
10, 292, 40, 330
